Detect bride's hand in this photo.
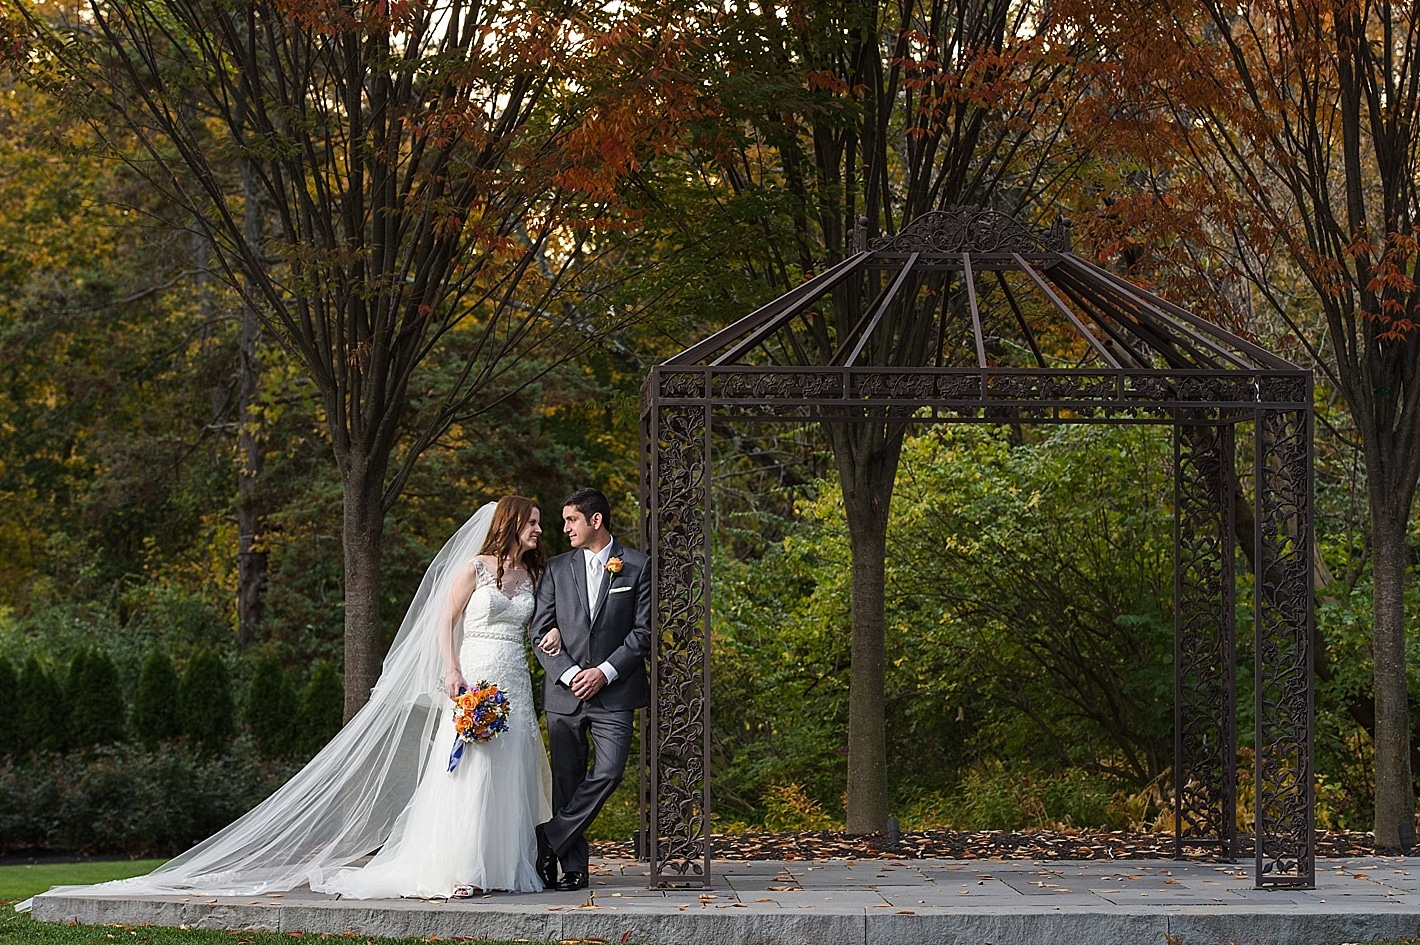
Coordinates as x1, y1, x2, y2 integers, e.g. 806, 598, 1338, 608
444, 669, 467, 699
539, 627, 562, 656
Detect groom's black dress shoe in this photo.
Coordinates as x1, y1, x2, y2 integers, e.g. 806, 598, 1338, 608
535, 827, 558, 889
555, 871, 589, 892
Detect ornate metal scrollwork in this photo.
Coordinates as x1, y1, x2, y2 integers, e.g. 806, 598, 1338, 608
1174, 419, 1237, 855
660, 372, 705, 399
1253, 408, 1314, 887
1177, 375, 1256, 403
711, 372, 844, 400
936, 373, 984, 400
870, 206, 1067, 254
1258, 375, 1309, 405
854, 372, 937, 400
647, 403, 710, 881
1126, 375, 1174, 400
988, 373, 1119, 401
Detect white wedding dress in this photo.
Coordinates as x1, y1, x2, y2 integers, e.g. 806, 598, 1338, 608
315, 560, 552, 898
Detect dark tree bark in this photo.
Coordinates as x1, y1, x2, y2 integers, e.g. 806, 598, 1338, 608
832, 421, 904, 830
339, 463, 388, 710
235, 157, 266, 648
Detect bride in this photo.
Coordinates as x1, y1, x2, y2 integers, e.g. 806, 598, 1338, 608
18, 497, 554, 909
314, 496, 554, 897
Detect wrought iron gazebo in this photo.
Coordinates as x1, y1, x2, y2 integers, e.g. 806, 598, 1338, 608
638, 207, 1314, 889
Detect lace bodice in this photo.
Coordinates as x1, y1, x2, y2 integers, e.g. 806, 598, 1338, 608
455, 560, 536, 728
461, 559, 535, 643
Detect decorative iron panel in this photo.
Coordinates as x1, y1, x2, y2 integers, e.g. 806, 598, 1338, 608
1254, 407, 1315, 887
646, 401, 711, 883
712, 371, 844, 400
1174, 419, 1237, 855
986, 372, 1117, 401
660, 372, 706, 399
869, 205, 1069, 253
1258, 375, 1310, 405
654, 368, 1301, 414
1176, 375, 1256, 403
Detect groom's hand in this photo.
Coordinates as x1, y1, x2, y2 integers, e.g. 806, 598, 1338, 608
570, 667, 607, 700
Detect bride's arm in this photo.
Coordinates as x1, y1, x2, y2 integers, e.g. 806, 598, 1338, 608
440, 562, 479, 698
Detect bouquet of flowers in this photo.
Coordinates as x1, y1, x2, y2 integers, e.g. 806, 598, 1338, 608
447, 681, 510, 772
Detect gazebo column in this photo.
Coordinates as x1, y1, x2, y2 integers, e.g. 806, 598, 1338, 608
1173, 414, 1238, 857
1253, 404, 1315, 887
643, 373, 712, 886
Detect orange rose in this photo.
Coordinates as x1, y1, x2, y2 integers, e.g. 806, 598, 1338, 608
606, 556, 624, 574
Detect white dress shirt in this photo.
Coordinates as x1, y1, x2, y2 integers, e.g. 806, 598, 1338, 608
558, 540, 620, 689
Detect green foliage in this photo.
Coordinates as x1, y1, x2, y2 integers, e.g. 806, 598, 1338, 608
296, 660, 343, 758
63, 648, 124, 746
761, 783, 839, 832
0, 737, 300, 857
244, 652, 300, 758
0, 592, 226, 697
177, 650, 234, 752
898, 764, 1140, 831
0, 656, 14, 758
131, 650, 183, 743
711, 424, 1177, 823
15, 654, 64, 755
886, 425, 1175, 784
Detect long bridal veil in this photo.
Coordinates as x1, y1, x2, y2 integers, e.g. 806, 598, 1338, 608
17, 503, 498, 910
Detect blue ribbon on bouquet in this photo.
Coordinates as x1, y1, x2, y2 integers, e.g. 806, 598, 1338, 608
447, 685, 467, 772
448, 734, 465, 772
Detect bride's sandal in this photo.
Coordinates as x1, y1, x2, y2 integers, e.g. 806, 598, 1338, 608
451, 884, 482, 899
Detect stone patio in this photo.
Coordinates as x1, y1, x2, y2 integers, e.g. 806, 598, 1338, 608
29, 855, 1420, 945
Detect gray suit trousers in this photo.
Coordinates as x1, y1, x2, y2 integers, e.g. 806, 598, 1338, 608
543, 702, 634, 874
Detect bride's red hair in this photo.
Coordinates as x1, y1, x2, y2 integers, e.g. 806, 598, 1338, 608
478, 495, 545, 589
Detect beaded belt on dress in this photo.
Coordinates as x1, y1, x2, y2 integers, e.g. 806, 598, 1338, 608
461, 628, 525, 643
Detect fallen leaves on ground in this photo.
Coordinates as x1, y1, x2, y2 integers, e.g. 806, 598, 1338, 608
590, 829, 1375, 861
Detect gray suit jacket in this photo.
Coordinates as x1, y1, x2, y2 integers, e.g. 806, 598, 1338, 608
529, 540, 651, 715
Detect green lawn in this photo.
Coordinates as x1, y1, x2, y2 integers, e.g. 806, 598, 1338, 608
0, 861, 167, 903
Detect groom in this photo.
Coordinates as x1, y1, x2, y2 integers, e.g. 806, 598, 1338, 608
529, 488, 651, 891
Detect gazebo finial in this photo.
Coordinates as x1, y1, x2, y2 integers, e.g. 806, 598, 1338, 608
871, 205, 1055, 254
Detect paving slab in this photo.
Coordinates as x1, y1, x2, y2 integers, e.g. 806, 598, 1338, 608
27, 855, 1420, 945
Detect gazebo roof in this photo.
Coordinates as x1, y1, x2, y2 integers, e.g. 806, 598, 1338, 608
664, 207, 1299, 377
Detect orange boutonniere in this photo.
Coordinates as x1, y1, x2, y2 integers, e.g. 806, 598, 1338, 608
605, 556, 624, 575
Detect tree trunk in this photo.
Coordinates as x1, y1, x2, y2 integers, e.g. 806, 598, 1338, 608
341, 466, 386, 723
236, 157, 266, 647
1369, 490, 1414, 849
832, 420, 904, 834
844, 504, 889, 833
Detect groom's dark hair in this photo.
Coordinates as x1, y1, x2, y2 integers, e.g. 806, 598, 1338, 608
563, 487, 611, 529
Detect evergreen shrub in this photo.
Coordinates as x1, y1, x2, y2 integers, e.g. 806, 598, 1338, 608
65, 648, 125, 746
244, 652, 299, 757
15, 655, 65, 754
177, 650, 235, 751
131, 650, 183, 742
0, 737, 301, 856
296, 660, 343, 757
